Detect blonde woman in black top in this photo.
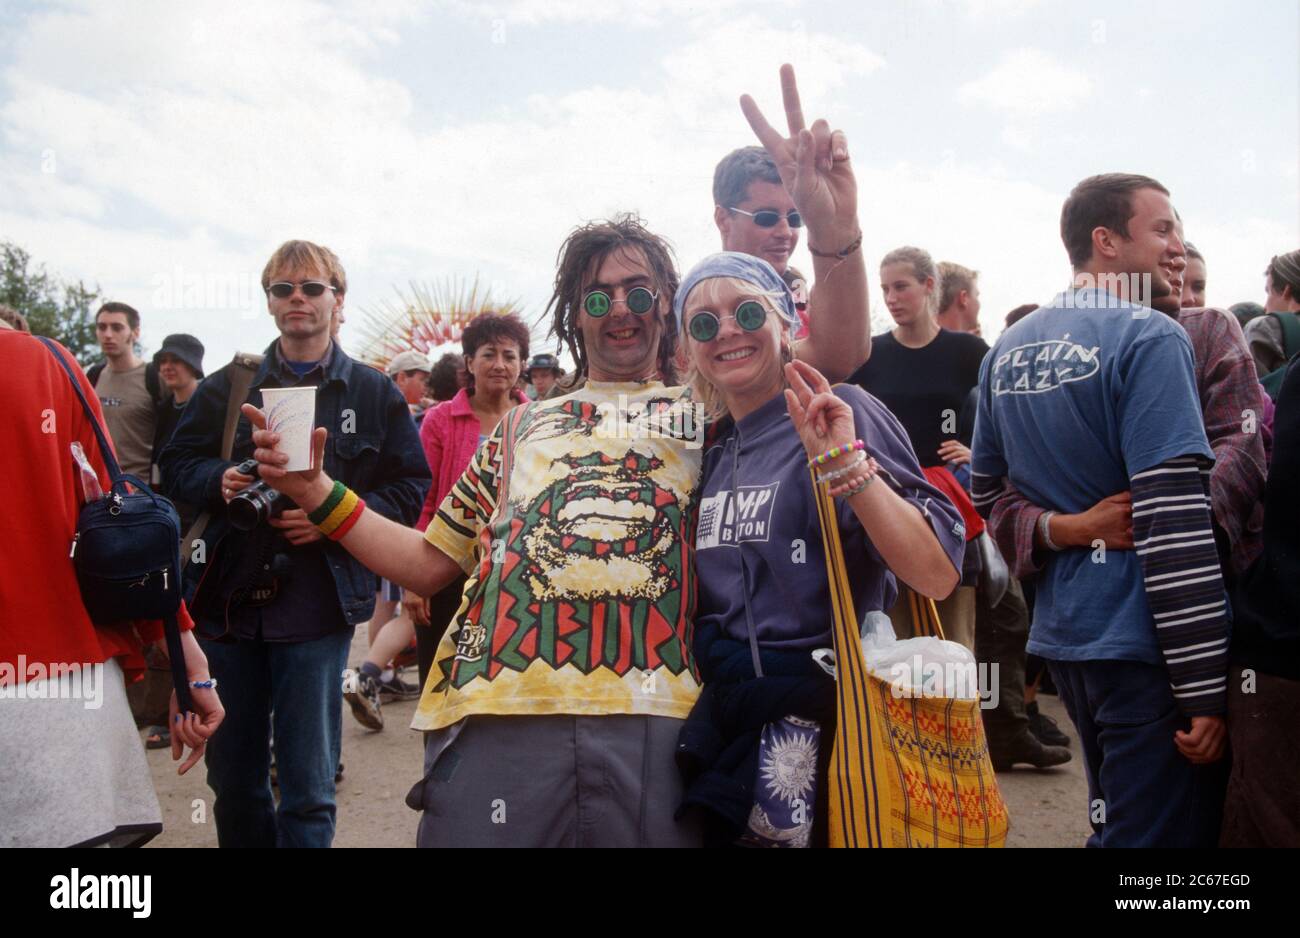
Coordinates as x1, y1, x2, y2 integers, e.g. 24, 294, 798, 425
848, 246, 990, 649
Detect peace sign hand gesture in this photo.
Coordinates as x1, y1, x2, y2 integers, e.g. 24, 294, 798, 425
740, 64, 859, 246
783, 359, 857, 462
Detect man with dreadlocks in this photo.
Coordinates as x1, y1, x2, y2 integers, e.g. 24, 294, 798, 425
243, 65, 870, 847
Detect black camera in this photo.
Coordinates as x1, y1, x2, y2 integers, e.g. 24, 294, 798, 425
228, 458, 285, 531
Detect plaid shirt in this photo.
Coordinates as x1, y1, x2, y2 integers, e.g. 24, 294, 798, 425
988, 307, 1267, 578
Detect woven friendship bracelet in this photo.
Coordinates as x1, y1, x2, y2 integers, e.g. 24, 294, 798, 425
818, 450, 867, 483
308, 480, 347, 526
317, 487, 360, 537
807, 230, 863, 260
809, 439, 865, 468
327, 498, 366, 541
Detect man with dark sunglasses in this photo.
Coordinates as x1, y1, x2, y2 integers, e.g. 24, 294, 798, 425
712, 69, 870, 366
714, 149, 804, 274
159, 239, 430, 848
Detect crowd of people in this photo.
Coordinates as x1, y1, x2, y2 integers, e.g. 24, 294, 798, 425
2, 64, 1298, 849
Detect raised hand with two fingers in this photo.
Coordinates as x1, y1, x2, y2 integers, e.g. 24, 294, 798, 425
783, 359, 857, 461
740, 64, 858, 244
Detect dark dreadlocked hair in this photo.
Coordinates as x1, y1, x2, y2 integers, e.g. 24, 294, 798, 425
545, 214, 681, 385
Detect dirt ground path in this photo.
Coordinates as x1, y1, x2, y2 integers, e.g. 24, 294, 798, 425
146, 627, 1092, 847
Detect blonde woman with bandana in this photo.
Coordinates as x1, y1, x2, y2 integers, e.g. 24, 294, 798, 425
673, 251, 963, 846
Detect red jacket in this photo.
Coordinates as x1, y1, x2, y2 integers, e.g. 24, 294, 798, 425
0, 332, 192, 686
922, 464, 985, 541
416, 388, 527, 531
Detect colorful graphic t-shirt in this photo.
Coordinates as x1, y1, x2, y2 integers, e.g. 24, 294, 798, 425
417, 381, 704, 730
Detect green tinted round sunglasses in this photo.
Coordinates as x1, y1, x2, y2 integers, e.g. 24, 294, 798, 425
687, 300, 768, 342
583, 286, 658, 318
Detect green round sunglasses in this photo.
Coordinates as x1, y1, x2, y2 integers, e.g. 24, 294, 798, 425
583, 286, 658, 318
687, 300, 768, 342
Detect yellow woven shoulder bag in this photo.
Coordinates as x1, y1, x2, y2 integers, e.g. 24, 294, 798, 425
810, 466, 1009, 848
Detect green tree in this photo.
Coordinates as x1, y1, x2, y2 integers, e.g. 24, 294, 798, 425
0, 240, 101, 364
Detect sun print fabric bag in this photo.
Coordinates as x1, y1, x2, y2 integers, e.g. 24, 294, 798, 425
738, 715, 822, 847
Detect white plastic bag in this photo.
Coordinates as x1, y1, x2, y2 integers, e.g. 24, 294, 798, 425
812, 610, 980, 700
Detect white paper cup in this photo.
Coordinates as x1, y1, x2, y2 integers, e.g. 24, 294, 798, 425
260, 386, 317, 471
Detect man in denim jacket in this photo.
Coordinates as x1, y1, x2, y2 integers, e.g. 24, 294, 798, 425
159, 240, 430, 847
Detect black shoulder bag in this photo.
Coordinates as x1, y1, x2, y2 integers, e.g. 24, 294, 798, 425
39, 338, 193, 713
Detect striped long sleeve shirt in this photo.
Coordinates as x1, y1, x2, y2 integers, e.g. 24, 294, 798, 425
973, 455, 1229, 716
1128, 455, 1229, 716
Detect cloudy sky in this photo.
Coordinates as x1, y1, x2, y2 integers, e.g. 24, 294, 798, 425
2, 0, 1296, 368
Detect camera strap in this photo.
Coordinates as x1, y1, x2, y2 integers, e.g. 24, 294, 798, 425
181, 352, 264, 570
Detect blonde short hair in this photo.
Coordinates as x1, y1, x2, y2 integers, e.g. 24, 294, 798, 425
938, 261, 978, 313
681, 276, 790, 422
261, 240, 347, 295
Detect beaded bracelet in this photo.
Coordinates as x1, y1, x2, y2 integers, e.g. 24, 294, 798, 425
190, 679, 218, 690
809, 439, 865, 468
818, 450, 867, 483
307, 480, 347, 526
827, 453, 874, 491
832, 457, 880, 498
835, 473, 875, 499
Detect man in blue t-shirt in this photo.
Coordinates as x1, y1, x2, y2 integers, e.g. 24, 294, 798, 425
971, 174, 1230, 847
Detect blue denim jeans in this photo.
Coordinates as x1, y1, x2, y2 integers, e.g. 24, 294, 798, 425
201, 626, 353, 848
1048, 658, 1228, 848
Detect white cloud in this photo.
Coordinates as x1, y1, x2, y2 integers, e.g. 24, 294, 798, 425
1, 2, 889, 364
957, 48, 1093, 116
2, 0, 1292, 369
434, 0, 750, 28
1000, 124, 1033, 150
660, 16, 884, 120
956, 0, 1042, 18
853, 160, 1073, 339
1184, 216, 1297, 312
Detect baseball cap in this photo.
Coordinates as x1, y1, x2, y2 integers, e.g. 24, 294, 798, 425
386, 350, 431, 376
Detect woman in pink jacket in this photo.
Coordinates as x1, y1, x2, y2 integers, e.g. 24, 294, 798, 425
344, 312, 530, 730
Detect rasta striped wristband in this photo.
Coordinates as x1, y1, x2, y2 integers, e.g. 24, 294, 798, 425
308, 481, 347, 525
326, 496, 366, 541
310, 482, 366, 540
